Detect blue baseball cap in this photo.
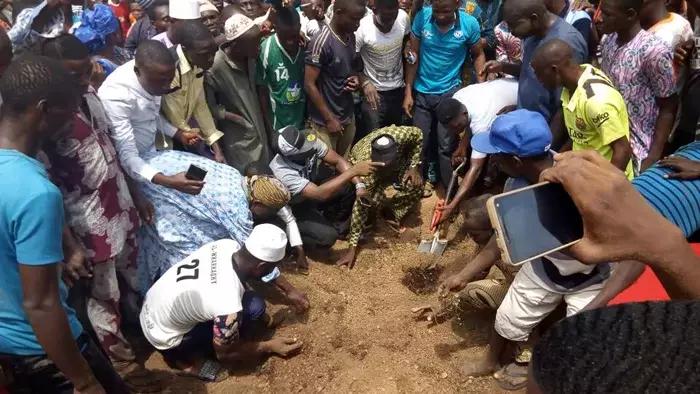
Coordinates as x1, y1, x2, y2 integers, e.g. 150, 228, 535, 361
471, 109, 552, 157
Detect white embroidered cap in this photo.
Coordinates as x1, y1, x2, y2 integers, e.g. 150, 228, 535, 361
224, 13, 256, 41
245, 224, 288, 263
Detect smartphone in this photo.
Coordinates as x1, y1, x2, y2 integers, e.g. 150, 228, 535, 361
486, 182, 583, 266
185, 164, 207, 181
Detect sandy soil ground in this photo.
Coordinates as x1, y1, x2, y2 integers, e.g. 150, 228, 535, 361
139, 194, 518, 394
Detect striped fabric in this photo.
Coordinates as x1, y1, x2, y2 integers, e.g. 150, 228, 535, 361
309, 25, 331, 64
137, 0, 155, 9
633, 141, 700, 237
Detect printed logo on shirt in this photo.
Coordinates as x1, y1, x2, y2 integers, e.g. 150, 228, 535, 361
575, 117, 586, 130
592, 112, 610, 126
692, 37, 700, 70
307, 133, 317, 142
454, 30, 464, 39
465, 2, 476, 14
210, 243, 218, 284
422, 30, 433, 39
569, 128, 585, 142
286, 81, 302, 103
142, 304, 155, 330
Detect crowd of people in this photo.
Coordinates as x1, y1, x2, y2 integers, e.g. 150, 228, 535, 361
3, 0, 700, 392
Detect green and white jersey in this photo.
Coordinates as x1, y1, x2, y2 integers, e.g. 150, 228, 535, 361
256, 34, 306, 131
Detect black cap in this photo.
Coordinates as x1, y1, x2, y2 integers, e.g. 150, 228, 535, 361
278, 125, 320, 163
371, 134, 398, 165
279, 125, 305, 151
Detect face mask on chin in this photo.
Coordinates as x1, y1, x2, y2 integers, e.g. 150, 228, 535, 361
286, 149, 316, 165
260, 266, 280, 283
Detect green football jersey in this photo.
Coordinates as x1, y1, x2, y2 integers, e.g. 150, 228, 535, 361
256, 34, 306, 131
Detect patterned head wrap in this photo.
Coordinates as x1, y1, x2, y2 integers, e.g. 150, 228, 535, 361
248, 175, 290, 210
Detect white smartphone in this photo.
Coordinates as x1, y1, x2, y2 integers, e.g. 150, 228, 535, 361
486, 182, 583, 266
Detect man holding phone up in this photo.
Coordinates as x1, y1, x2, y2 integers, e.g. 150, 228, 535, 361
450, 110, 610, 389
532, 39, 634, 180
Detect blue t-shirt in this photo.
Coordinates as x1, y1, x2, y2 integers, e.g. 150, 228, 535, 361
411, 6, 481, 95
518, 17, 587, 122
562, 6, 592, 55
0, 149, 82, 356
633, 142, 700, 238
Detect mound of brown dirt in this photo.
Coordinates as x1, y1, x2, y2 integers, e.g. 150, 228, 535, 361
139, 195, 519, 394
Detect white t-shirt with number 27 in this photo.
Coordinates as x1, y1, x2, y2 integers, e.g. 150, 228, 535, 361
140, 239, 245, 350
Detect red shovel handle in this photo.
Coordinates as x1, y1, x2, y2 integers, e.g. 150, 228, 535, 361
430, 200, 445, 231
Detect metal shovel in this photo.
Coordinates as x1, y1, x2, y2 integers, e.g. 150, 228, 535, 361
418, 161, 467, 255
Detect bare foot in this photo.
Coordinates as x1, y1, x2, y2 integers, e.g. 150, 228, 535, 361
460, 357, 499, 377
411, 301, 454, 324
494, 362, 529, 390
113, 361, 167, 393
385, 219, 407, 234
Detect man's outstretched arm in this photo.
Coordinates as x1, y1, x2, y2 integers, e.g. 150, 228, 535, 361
540, 150, 700, 299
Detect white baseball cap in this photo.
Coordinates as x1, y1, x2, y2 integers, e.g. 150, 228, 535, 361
245, 224, 288, 263
170, 0, 200, 20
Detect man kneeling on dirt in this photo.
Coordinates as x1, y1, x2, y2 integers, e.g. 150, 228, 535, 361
336, 126, 425, 268
140, 224, 308, 381
270, 126, 382, 250
431, 195, 520, 314
444, 110, 611, 390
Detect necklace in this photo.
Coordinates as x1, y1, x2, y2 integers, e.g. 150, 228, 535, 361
329, 25, 348, 46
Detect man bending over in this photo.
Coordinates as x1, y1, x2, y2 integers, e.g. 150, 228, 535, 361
336, 125, 424, 268
140, 224, 308, 381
